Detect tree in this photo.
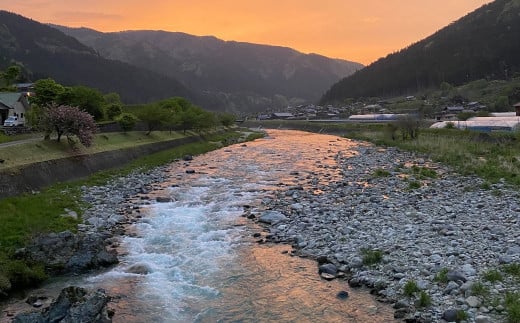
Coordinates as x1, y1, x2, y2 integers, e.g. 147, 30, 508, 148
105, 104, 123, 120
1, 65, 21, 88
57, 86, 105, 120
32, 78, 65, 107
103, 92, 122, 105
494, 96, 510, 112
136, 104, 171, 135
218, 113, 236, 127
117, 113, 138, 132
42, 105, 97, 147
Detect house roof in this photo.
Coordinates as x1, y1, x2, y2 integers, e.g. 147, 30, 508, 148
272, 112, 294, 117
0, 92, 25, 109
514, 102, 520, 107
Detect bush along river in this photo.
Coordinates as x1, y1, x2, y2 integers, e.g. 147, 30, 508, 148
3, 129, 520, 322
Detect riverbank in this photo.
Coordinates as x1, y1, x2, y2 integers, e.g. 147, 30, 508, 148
3, 129, 519, 322
0, 130, 259, 308
256, 138, 520, 322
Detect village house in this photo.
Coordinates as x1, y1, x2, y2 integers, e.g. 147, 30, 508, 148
0, 92, 31, 126
515, 102, 520, 116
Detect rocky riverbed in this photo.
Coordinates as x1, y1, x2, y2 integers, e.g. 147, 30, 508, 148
253, 142, 520, 322
5, 131, 520, 322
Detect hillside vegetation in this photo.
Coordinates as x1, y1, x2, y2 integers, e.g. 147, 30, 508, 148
0, 11, 193, 104
321, 0, 520, 103
54, 26, 363, 113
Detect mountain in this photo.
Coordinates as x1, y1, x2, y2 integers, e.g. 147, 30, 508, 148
321, 0, 520, 103
53, 26, 363, 112
0, 11, 193, 104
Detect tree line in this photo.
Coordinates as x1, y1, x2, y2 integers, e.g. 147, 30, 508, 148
19, 76, 236, 147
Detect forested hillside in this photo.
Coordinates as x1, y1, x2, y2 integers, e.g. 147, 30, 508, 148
321, 0, 520, 103
54, 26, 363, 112
0, 11, 193, 104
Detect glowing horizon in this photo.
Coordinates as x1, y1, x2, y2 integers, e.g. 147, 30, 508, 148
0, 0, 492, 65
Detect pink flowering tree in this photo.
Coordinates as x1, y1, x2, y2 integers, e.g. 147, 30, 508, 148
42, 105, 97, 147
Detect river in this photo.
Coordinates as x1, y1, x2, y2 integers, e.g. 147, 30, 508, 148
3, 130, 397, 322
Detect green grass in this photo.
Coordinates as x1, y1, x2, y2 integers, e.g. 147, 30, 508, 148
483, 269, 504, 283
344, 126, 520, 187
246, 120, 520, 187
0, 129, 256, 295
0, 131, 189, 170
434, 268, 449, 284
410, 165, 437, 179
503, 263, 520, 279
403, 280, 420, 297
456, 310, 469, 322
373, 168, 391, 177
407, 180, 422, 190
471, 281, 490, 298
361, 248, 384, 266
0, 132, 40, 144
505, 292, 520, 323
417, 291, 432, 308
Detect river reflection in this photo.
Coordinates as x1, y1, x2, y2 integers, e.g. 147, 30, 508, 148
2, 130, 397, 323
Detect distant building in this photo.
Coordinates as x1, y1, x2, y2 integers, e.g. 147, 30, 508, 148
0, 92, 31, 125
514, 102, 520, 116
271, 112, 294, 119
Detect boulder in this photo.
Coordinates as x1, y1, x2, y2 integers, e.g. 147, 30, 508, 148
258, 211, 287, 224
14, 286, 112, 323
318, 263, 338, 276
125, 263, 152, 275
21, 231, 118, 274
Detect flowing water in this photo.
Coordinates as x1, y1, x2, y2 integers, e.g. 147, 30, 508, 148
3, 130, 397, 322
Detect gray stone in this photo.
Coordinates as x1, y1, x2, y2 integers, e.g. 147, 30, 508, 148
441, 309, 459, 322
125, 263, 152, 275
258, 211, 287, 224
475, 315, 491, 323
14, 286, 111, 323
318, 263, 338, 276
447, 270, 467, 283
466, 296, 481, 308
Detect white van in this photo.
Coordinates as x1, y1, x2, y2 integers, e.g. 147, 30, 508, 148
3, 116, 24, 127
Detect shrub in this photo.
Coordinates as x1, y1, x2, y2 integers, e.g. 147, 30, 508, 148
456, 310, 468, 321
403, 280, 420, 297
373, 168, 391, 177
471, 281, 490, 297
408, 180, 422, 190
361, 249, 383, 266
483, 269, 503, 282
4, 260, 47, 288
505, 292, 520, 323
503, 263, 520, 279
411, 165, 437, 179
117, 113, 139, 132
434, 268, 449, 284
417, 291, 432, 308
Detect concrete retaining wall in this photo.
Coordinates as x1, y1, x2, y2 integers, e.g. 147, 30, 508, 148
0, 136, 203, 198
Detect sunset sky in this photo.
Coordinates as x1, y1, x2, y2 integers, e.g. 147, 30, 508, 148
0, 0, 492, 65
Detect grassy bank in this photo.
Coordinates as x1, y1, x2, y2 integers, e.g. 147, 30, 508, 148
345, 125, 520, 187
0, 129, 261, 296
0, 131, 194, 170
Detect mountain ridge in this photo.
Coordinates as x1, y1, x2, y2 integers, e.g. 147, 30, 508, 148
53, 25, 363, 112
0, 10, 194, 104
321, 0, 520, 103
